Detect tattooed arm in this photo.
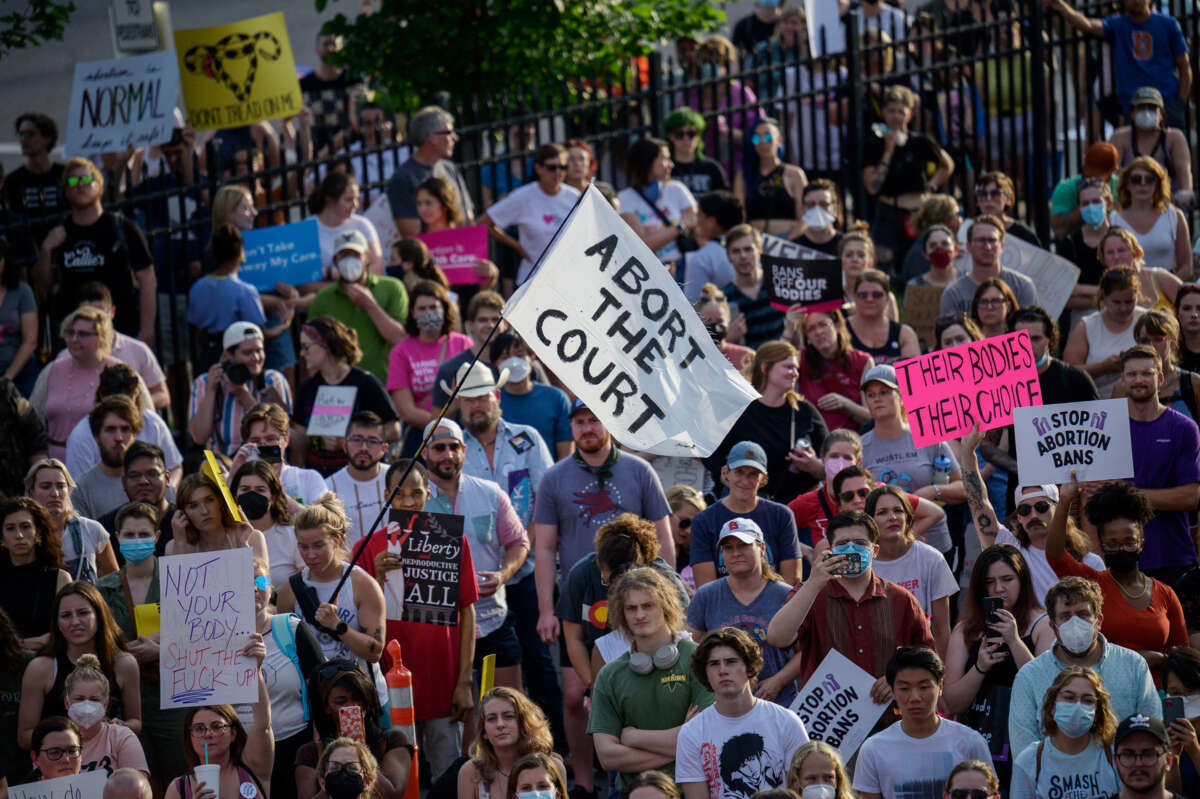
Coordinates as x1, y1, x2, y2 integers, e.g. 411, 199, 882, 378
347, 568, 387, 663
950, 425, 1001, 547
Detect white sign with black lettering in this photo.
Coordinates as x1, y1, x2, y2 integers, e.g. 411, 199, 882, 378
504, 185, 758, 456
1013, 398, 1134, 485
11, 769, 108, 799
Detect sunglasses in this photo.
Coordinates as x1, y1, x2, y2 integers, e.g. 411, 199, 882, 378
678, 518, 692, 529
540, 162, 567, 171
318, 658, 360, 679
857, 290, 886, 300
254, 575, 271, 591
1016, 500, 1051, 516
840, 487, 871, 502
672, 129, 699, 139
1127, 173, 1156, 186
949, 791, 992, 799
975, 187, 1004, 199
66, 174, 96, 187
751, 132, 775, 145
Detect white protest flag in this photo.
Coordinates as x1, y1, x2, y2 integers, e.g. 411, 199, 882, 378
504, 185, 759, 456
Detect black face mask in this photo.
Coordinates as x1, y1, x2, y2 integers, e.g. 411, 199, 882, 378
324, 768, 366, 799
1103, 549, 1142, 574
236, 490, 271, 520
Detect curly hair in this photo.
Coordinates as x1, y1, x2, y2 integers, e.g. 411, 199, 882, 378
231, 459, 292, 526
1116, 156, 1170, 213
416, 176, 465, 228
691, 626, 763, 690
303, 315, 363, 366
595, 513, 660, 574
1044, 576, 1104, 622
472, 687, 556, 782
1084, 480, 1154, 539
1040, 666, 1117, 744
608, 566, 685, 638
0, 496, 65, 571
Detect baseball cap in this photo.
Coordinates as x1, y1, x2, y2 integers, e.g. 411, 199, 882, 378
423, 418, 464, 444
860, 364, 899, 390
1114, 713, 1169, 747
1082, 142, 1120, 178
568, 397, 591, 418
726, 441, 768, 474
718, 517, 765, 546
1014, 484, 1059, 507
333, 229, 368, 256
223, 321, 264, 352
1131, 86, 1164, 109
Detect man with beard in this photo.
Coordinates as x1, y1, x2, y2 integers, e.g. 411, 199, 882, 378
1107, 714, 1182, 799
1120, 345, 1200, 584
72, 396, 143, 520
424, 418, 530, 691
325, 411, 391, 549
34, 157, 156, 343
97, 442, 179, 561
676, 627, 808, 799
452, 360, 562, 743
534, 399, 672, 799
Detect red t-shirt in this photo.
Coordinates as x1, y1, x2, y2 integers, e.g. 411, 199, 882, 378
788, 484, 923, 548
1048, 552, 1187, 686
354, 531, 479, 721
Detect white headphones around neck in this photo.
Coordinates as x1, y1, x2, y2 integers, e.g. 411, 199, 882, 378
628, 642, 680, 675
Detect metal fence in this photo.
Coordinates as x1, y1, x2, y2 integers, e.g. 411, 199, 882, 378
4, 0, 1199, 416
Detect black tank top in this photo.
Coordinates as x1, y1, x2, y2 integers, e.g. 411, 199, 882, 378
746, 164, 795, 222
44, 651, 124, 721
0, 562, 60, 639
850, 320, 904, 365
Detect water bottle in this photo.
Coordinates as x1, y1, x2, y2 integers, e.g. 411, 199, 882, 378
932, 456, 952, 486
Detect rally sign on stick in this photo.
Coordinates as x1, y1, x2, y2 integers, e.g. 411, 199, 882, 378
893, 330, 1043, 447
503, 185, 758, 456
1013, 399, 1134, 485
789, 649, 888, 758
384, 508, 465, 626
159, 547, 257, 707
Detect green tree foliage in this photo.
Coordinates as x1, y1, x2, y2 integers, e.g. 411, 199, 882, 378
314, 0, 724, 112
1, 0, 76, 60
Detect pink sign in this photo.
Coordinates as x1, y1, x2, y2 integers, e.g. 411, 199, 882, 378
892, 330, 1043, 447
413, 226, 490, 284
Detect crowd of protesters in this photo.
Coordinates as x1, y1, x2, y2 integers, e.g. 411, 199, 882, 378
1, 2, 1200, 799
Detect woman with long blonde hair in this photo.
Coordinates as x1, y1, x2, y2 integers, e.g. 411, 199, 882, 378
704, 341, 828, 505
1064, 266, 1146, 397
1110, 155, 1191, 279
458, 687, 565, 799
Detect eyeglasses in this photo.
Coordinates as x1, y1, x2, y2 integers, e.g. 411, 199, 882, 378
433, 129, 457, 137
1101, 540, 1141, 553
1128, 173, 1156, 186
328, 762, 365, 775
254, 575, 271, 591
65, 328, 97, 339
39, 746, 82, 761
540, 162, 567, 171
975, 187, 1004, 199
949, 790, 993, 799
857, 290, 885, 300
1016, 500, 1051, 516
126, 468, 164, 482
66, 174, 96, 187
671, 129, 699, 139
751, 132, 775, 145
977, 297, 1008, 308
347, 436, 385, 447
1115, 748, 1165, 767
839, 488, 871, 502
318, 658, 360, 679
189, 722, 232, 737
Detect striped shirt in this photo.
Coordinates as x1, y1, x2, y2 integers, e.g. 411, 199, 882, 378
188, 369, 293, 455
723, 278, 785, 348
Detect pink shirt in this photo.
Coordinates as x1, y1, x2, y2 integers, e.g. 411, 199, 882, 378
35, 356, 122, 458
81, 721, 149, 775
386, 333, 472, 411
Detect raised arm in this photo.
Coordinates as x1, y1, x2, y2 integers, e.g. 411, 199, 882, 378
1044, 0, 1104, 37
949, 425, 1002, 548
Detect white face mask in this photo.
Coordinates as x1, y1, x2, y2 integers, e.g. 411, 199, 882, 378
802, 786, 836, 799
802, 205, 836, 231
1134, 109, 1160, 130
1056, 614, 1096, 655
498, 356, 532, 383
337, 255, 365, 282
67, 699, 107, 729
1183, 694, 1200, 718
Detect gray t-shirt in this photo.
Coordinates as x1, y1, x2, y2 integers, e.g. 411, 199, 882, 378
938, 268, 1038, 316
71, 466, 129, 521
385, 156, 476, 221
683, 241, 736, 302
686, 578, 798, 707
859, 428, 958, 552
533, 451, 671, 584
0, 281, 36, 368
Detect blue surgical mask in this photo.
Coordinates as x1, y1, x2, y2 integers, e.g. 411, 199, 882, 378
760, 0, 782, 6
1054, 701, 1096, 738
119, 539, 156, 564
517, 791, 556, 799
1080, 202, 1107, 228
832, 542, 871, 576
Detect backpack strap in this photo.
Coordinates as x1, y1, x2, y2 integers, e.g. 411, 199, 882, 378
270, 613, 309, 721
1035, 739, 1044, 783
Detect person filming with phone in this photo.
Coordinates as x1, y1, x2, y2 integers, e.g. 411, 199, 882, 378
188, 321, 292, 456
766, 509, 934, 708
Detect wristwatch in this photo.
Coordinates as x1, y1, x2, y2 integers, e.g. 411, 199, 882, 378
335, 621, 349, 638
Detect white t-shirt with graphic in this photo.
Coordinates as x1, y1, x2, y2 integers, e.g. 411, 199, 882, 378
486, 182, 581, 285
676, 699, 809, 799
871, 540, 959, 618
854, 718, 992, 799
1010, 737, 1119, 799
